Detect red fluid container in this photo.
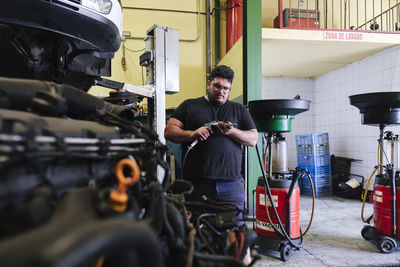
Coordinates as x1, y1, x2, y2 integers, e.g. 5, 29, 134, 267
373, 176, 400, 238
255, 177, 300, 239
273, 8, 320, 29
226, 0, 242, 52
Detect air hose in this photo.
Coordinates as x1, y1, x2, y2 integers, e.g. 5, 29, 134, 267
300, 170, 316, 236
361, 140, 385, 223
262, 170, 315, 238
180, 139, 198, 179
361, 167, 378, 223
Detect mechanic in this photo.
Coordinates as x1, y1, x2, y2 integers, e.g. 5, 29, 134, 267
164, 65, 258, 217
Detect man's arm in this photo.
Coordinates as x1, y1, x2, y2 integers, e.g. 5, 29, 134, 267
214, 121, 258, 146
164, 118, 212, 143
214, 105, 259, 147
225, 127, 258, 146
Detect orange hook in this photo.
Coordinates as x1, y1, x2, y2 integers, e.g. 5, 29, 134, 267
109, 158, 140, 207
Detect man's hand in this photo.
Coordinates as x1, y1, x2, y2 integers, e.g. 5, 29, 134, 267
165, 118, 214, 143
192, 126, 213, 141
216, 121, 233, 135
214, 121, 258, 146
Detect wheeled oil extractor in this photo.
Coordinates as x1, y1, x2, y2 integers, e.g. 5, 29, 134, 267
350, 92, 400, 253
249, 99, 315, 261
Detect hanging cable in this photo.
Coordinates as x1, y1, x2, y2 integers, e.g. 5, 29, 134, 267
299, 169, 315, 237
125, 47, 146, 53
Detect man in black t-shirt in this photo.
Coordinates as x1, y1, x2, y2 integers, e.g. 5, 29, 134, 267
164, 65, 258, 213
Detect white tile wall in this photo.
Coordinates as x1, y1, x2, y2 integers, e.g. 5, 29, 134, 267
262, 45, 400, 182
316, 46, 400, 182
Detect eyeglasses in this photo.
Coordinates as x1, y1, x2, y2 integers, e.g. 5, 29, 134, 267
212, 83, 231, 92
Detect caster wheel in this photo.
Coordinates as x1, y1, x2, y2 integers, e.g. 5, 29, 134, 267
280, 243, 293, 262
378, 238, 396, 253
361, 226, 370, 241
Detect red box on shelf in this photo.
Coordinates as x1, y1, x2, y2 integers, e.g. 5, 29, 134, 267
274, 8, 320, 29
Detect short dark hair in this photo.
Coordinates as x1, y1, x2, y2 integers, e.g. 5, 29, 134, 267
210, 65, 234, 84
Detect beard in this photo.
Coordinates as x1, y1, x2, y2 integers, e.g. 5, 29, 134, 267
207, 91, 225, 106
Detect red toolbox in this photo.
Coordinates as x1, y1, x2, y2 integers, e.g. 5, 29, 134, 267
274, 8, 320, 29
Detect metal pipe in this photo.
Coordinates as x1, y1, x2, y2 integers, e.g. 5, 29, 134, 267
245, 146, 249, 215
213, 0, 220, 64
387, 2, 389, 31
331, 0, 334, 29
279, 0, 283, 28
298, 0, 301, 29
307, 0, 310, 29
393, 4, 395, 31
365, 0, 367, 30
357, 0, 359, 28
392, 2, 394, 30
392, 3, 394, 30
381, 0, 383, 31
268, 134, 273, 180
324, 0, 328, 29
379, 124, 384, 174
340, 0, 343, 30
388, 1, 390, 31
373, 0, 375, 29
344, 0, 347, 29
206, 0, 211, 82
389, 1, 392, 30
393, 3, 399, 31
182, 0, 202, 43
290, 0, 292, 28
349, 0, 351, 29
316, 0, 319, 28
341, 0, 343, 29
122, 6, 206, 15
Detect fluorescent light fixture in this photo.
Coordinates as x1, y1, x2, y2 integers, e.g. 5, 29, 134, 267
81, 0, 112, 14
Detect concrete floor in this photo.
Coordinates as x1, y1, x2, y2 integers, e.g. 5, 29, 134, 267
251, 196, 400, 267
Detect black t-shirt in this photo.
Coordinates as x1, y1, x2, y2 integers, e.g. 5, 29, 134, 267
171, 97, 256, 181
